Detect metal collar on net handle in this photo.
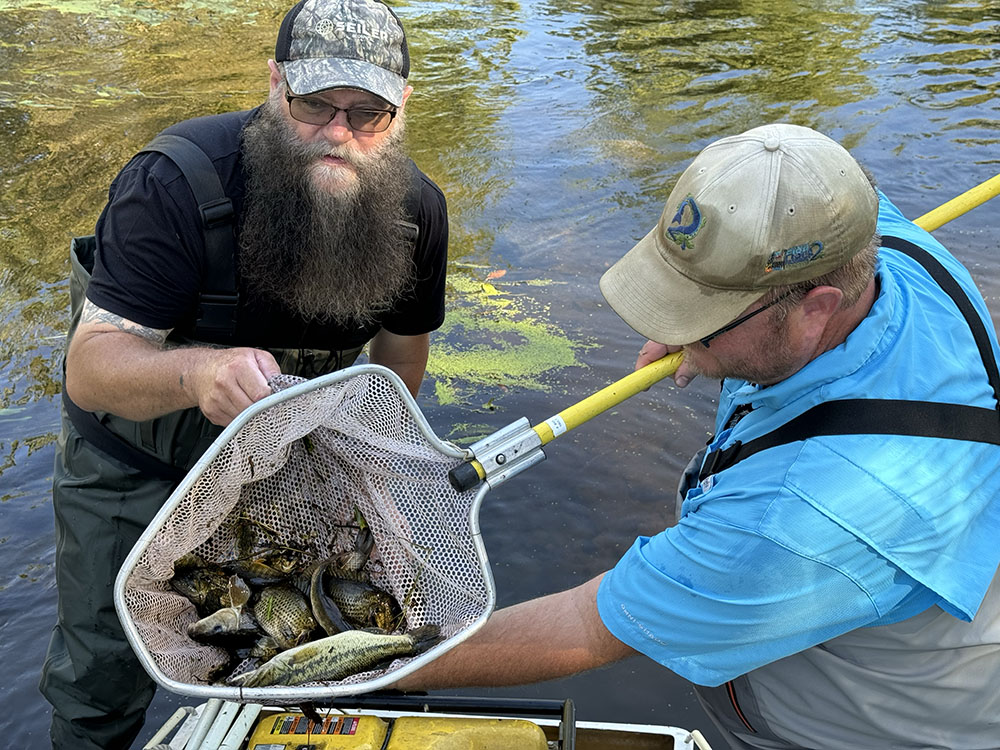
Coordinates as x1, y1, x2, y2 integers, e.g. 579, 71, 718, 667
448, 352, 684, 492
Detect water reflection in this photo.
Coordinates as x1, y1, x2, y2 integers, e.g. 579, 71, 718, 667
905, 4, 1000, 117
1, 0, 999, 746
0, 3, 279, 418
399, 0, 525, 265
537, 0, 886, 209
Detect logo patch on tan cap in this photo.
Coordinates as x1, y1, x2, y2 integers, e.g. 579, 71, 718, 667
665, 196, 704, 250
765, 241, 824, 273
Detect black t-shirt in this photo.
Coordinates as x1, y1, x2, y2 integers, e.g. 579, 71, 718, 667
87, 108, 448, 351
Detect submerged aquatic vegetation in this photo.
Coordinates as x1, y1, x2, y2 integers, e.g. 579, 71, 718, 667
427, 273, 592, 405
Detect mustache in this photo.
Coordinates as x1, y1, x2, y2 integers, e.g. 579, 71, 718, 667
299, 141, 376, 170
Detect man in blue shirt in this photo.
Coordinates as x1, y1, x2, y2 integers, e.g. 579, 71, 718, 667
398, 124, 1000, 748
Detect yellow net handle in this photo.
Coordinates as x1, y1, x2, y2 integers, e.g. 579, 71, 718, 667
453, 352, 683, 489
532, 351, 684, 445
914, 172, 1000, 231
453, 172, 1000, 490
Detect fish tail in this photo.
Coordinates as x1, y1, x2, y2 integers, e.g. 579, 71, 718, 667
407, 624, 444, 654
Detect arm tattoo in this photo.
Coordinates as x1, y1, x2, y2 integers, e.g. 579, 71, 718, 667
81, 299, 172, 346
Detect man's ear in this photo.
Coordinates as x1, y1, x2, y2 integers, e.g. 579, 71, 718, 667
398, 85, 413, 111
796, 286, 844, 338
268, 60, 282, 92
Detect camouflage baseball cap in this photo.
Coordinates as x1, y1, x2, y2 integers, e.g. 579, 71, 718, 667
599, 123, 879, 345
275, 0, 410, 106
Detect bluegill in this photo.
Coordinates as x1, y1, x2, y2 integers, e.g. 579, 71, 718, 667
228, 624, 443, 687
252, 584, 317, 649
226, 548, 304, 587
324, 577, 402, 631
187, 575, 258, 646
330, 525, 375, 581
171, 556, 235, 617
227, 516, 306, 586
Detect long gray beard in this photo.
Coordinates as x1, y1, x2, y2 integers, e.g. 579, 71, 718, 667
238, 99, 415, 326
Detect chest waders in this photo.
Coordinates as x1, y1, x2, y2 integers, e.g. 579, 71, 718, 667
41, 134, 410, 750
677, 235, 1000, 748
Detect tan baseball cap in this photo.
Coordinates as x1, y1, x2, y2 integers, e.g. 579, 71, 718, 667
599, 123, 878, 345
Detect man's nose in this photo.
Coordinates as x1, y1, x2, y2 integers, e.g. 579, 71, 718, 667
321, 110, 354, 141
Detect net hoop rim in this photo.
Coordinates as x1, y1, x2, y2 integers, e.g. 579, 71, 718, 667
113, 364, 490, 701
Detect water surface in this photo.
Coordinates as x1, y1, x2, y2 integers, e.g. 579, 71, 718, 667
1, 1, 998, 746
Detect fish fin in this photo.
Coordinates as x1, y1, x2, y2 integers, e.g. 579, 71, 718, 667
407, 624, 444, 654
354, 525, 374, 558
226, 574, 251, 608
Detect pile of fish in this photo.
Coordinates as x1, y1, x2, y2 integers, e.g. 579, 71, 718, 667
169, 516, 442, 687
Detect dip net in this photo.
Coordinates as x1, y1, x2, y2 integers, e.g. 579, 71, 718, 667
115, 366, 490, 702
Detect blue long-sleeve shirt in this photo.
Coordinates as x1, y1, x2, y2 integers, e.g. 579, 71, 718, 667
598, 193, 1000, 687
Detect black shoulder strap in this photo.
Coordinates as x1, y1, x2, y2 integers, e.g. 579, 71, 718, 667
140, 133, 238, 339
395, 160, 424, 243
700, 399, 1000, 479
700, 235, 1000, 481
883, 235, 1000, 402
60, 134, 237, 482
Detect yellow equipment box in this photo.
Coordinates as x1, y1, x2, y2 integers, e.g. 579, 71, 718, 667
247, 713, 388, 749
386, 715, 548, 749
246, 711, 548, 750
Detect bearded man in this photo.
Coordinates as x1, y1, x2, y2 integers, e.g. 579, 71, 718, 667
39, 2, 447, 748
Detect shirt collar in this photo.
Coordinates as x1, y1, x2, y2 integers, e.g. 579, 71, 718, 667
726, 258, 899, 413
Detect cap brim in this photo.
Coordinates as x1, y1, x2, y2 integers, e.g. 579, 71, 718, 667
284, 57, 406, 106
599, 226, 762, 345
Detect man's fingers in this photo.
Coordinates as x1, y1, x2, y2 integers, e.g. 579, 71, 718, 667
674, 360, 697, 389
235, 364, 273, 404
635, 340, 670, 370
223, 353, 275, 416
203, 392, 244, 427
254, 349, 282, 382
198, 348, 281, 426
634, 340, 698, 388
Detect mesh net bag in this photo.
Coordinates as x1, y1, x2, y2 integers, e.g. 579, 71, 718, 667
116, 366, 492, 701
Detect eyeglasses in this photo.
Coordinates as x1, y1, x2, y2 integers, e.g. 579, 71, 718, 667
698, 291, 793, 348
285, 92, 397, 133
